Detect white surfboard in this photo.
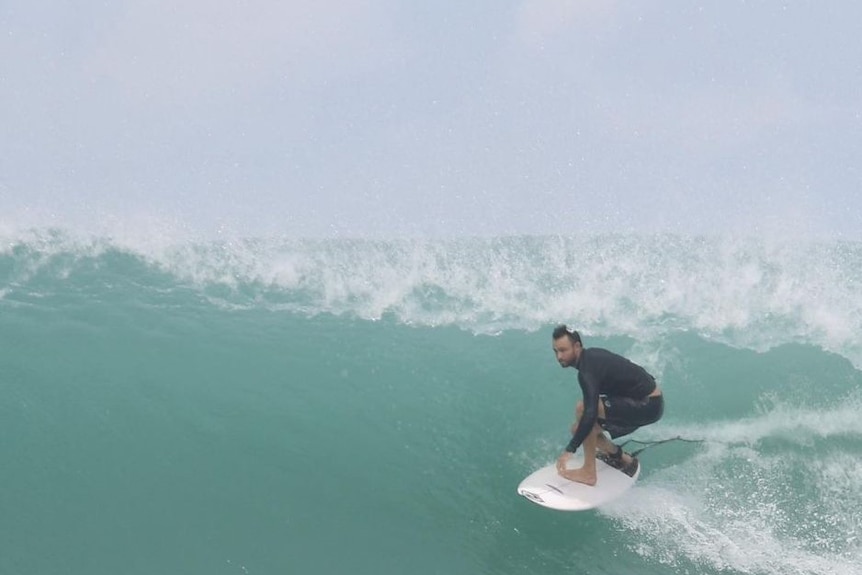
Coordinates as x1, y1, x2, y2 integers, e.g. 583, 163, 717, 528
517, 453, 640, 511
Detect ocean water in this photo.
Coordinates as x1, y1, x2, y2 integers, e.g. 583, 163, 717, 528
1, 230, 861, 575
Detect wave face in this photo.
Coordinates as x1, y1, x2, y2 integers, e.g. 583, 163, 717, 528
2, 230, 861, 575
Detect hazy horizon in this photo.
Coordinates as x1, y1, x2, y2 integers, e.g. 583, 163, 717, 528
2, 1, 861, 240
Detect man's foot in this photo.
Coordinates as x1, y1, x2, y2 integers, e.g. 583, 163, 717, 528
597, 445, 623, 467
597, 445, 631, 467
559, 466, 597, 486
597, 448, 639, 478
621, 456, 639, 478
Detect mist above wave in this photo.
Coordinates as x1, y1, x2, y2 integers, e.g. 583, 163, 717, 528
2, 228, 861, 363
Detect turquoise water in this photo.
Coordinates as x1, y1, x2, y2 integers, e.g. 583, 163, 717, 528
2, 231, 861, 575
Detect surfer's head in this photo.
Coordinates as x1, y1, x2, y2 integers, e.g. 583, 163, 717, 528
552, 324, 582, 368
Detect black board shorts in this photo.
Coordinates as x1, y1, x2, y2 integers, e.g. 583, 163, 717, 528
598, 394, 664, 439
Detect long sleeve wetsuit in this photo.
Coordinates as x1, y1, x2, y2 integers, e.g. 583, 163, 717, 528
565, 347, 656, 453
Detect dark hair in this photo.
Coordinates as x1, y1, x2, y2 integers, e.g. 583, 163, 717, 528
552, 324, 581, 344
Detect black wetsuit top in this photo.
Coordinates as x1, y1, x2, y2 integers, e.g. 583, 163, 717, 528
566, 347, 657, 453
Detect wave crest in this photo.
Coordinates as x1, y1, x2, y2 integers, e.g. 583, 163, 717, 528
3, 229, 861, 362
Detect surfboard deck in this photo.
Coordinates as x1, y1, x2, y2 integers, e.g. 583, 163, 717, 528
517, 454, 640, 511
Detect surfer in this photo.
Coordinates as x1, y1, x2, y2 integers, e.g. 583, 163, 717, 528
552, 325, 664, 486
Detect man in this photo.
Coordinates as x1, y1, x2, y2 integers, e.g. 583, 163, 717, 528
552, 325, 664, 486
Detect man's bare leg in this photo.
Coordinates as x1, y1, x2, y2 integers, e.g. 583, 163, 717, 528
596, 430, 616, 454
560, 423, 601, 486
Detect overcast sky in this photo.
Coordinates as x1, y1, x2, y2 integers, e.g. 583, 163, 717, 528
2, 1, 861, 239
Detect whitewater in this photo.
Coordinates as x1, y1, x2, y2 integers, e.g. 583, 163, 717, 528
1, 229, 860, 575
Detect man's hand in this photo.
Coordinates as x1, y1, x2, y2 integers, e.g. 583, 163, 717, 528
556, 451, 572, 474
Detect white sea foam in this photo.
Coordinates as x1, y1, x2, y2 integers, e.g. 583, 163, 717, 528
2, 229, 862, 365
609, 481, 861, 575
602, 401, 862, 575
636, 394, 862, 447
